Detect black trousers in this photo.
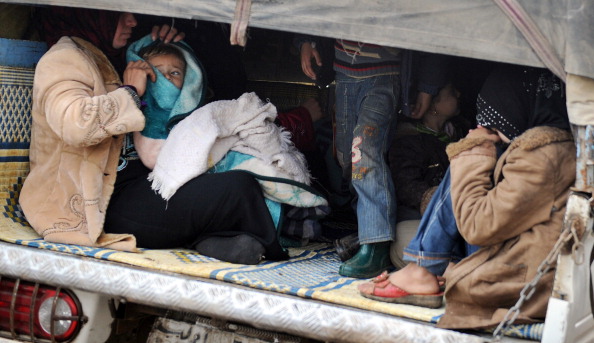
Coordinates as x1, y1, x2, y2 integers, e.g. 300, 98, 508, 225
104, 162, 287, 261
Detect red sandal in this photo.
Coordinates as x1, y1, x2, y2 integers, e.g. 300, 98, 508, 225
358, 271, 444, 309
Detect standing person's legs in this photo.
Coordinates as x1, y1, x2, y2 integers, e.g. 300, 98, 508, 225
351, 74, 399, 245
335, 73, 399, 278
105, 170, 288, 262
334, 75, 356, 195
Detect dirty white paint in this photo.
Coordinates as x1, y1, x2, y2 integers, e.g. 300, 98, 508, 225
3, 0, 594, 81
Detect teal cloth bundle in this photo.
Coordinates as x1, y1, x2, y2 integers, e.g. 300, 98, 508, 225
126, 35, 206, 139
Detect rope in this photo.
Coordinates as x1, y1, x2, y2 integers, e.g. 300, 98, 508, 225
230, 0, 252, 47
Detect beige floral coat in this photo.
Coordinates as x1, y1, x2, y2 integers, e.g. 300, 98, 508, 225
438, 126, 575, 329
19, 37, 145, 251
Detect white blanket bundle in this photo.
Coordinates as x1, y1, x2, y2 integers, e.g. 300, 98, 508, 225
149, 92, 312, 200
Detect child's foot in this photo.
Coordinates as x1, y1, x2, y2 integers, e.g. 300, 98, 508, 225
358, 265, 443, 308
387, 263, 441, 294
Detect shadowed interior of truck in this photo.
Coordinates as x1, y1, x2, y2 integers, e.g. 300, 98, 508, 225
0, 3, 591, 343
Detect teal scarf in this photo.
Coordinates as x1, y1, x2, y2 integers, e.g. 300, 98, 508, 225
126, 35, 206, 139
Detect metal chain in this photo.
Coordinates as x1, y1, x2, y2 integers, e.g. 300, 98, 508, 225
492, 218, 583, 341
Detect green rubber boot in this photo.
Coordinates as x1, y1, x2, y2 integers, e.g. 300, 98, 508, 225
338, 241, 393, 278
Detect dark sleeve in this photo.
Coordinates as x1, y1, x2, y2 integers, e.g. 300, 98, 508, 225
416, 52, 451, 96
276, 106, 316, 152
293, 34, 318, 51
389, 135, 431, 210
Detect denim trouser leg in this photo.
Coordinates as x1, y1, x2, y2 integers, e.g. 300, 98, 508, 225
403, 168, 479, 275
335, 73, 399, 244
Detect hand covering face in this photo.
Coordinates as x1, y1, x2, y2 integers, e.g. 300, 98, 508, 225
126, 35, 207, 139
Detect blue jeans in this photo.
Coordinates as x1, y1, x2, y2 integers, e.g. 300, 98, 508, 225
335, 73, 399, 244
403, 168, 479, 275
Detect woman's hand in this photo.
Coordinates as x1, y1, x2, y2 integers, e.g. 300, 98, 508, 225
122, 60, 156, 97
151, 24, 185, 43
466, 125, 501, 143
300, 42, 322, 80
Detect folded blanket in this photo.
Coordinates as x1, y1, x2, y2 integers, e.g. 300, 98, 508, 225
208, 150, 328, 231
209, 150, 327, 205
150, 92, 313, 201
126, 35, 206, 139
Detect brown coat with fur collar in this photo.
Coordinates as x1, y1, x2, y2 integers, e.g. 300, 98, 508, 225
438, 126, 575, 329
19, 37, 145, 251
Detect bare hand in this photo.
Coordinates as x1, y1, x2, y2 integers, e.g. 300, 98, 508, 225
301, 98, 325, 123
122, 60, 156, 97
151, 24, 185, 43
411, 92, 432, 119
466, 125, 501, 143
300, 42, 322, 80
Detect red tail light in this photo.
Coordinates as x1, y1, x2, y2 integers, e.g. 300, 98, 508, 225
0, 277, 84, 342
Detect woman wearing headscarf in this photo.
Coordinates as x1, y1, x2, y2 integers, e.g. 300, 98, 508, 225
19, 6, 289, 264
358, 64, 575, 330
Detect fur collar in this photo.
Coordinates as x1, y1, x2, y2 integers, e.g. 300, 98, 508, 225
446, 126, 573, 159
508, 126, 573, 151
446, 137, 493, 159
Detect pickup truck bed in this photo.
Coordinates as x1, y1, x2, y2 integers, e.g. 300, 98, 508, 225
0, 239, 536, 343
0, 36, 539, 343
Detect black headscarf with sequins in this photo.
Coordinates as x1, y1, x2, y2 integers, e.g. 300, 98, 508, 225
476, 65, 569, 140
36, 6, 125, 73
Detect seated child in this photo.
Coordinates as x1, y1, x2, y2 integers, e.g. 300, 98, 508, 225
114, 36, 326, 258
359, 65, 574, 330
131, 39, 206, 169
104, 36, 290, 265
389, 83, 466, 221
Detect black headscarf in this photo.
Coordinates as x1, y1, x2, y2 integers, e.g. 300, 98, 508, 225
476, 65, 569, 141
36, 6, 125, 73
